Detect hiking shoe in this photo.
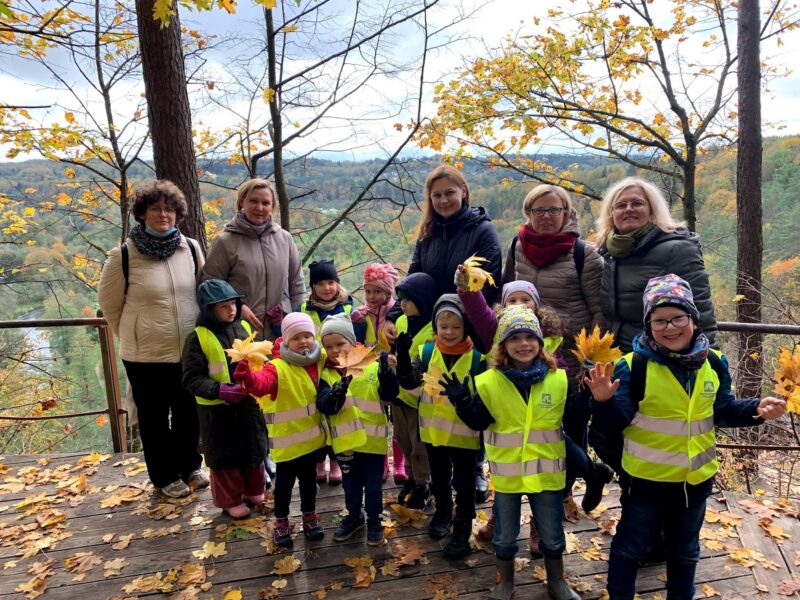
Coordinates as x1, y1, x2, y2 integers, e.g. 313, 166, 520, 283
397, 479, 415, 505
186, 469, 210, 489
161, 479, 191, 498
428, 509, 452, 539
333, 513, 365, 541
582, 463, 614, 513
224, 503, 251, 519
406, 483, 430, 510
302, 512, 325, 541
273, 517, 293, 548
367, 520, 385, 546
443, 518, 472, 559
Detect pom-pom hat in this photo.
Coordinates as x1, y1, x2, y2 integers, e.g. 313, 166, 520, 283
496, 305, 544, 345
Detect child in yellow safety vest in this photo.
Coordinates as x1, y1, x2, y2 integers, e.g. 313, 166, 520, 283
583, 274, 786, 600
234, 312, 328, 549
316, 314, 388, 546
396, 293, 484, 559
443, 305, 579, 600
181, 279, 268, 520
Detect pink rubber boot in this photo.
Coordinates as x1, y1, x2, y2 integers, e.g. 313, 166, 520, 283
392, 437, 408, 484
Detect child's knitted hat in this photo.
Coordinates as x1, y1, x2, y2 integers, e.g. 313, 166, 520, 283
501, 280, 541, 308
363, 263, 399, 296
496, 305, 543, 345
281, 312, 316, 341
642, 274, 700, 325
309, 259, 339, 285
432, 293, 465, 332
320, 313, 357, 346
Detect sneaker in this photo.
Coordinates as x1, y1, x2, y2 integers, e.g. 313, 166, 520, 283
265, 455, 277, 478
273, 517, 293, 548
186, 469, 210, 489
582, 463, 614, 513
428, 509, 452, 539
397, 479, 415, 505
161, 479, 191, 498
367, 520, 385, 546
224, 503, 251, 519
406, 484, 430, 510
328, 459, 342, 485
302, 512, 325, 541
475, 471, 489, 504
316, 460, 328, 484
333, 513, 365, 542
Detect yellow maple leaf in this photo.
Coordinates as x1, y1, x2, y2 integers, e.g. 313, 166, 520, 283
271, 554, 301, 575
422, 365, 446, 402
390, 503, 427, 528
773, 346, 800, 414
225, 332, 273, 371
701, 582, 720, 597
192, 541, 227, 560
217, 0, 236, 14
281, 24, 299, 33
571, 325, 623, 364
336, 345, 378, 377
263, 87, 276, 104
254, 0, 277, 8
462, 254, 495, 292
223, 589, 243, 600
353, 564, 376, 588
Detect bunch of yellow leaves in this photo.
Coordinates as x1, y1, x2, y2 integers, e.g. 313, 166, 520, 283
462, 254, 496, 292
571, 325, 622, 364
225, 332, 273, 371
422, 365, 446, 403
773, 345, 800, 414
336, 345, 378, 377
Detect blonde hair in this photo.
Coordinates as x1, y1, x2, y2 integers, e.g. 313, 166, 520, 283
236, 178, 277, 212
596, 177, 684, 243
492, 340, 557, 371
522, 184, 574, 230
415, 165, 470, 240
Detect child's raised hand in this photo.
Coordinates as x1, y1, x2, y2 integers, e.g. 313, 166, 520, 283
440, 372, 470, 407
384, 322, 397, 345
583, 361, 620, 403
233, 361, 262, 396
454, 264, 470, 292
756, 396, 787, 420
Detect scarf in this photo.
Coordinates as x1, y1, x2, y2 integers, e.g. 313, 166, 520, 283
501, 359, 549, 391
435, 336, 473, 356
308, 285, 350, 313
128, 223, 182, 259
279, 341, 322, 366
240, 214, 271, 236
639, 330, 710, 371
604, 223, 655, 258
359, 297, 396, 336
517, 224, 577, 268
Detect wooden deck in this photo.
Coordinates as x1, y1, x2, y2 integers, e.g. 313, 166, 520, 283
1, 453, 798, 599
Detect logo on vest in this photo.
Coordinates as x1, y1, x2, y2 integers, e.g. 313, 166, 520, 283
703, 381, 714, 394
540, 393, 552, 406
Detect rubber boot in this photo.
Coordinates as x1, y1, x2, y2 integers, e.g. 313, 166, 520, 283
529, 519, 543, 558
443, 518, 472, 559
488, 557, 515, 600
316, 459, 327, 483
392, 438, 408, 484
544, 556, 579, 600
328, 458, 342, 485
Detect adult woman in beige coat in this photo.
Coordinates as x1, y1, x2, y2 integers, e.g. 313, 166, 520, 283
201, 179, 305, 340
98, 180, 206, 499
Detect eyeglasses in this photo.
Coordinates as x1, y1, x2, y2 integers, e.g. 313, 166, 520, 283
648, 314, 691, 331
612, 200, 648, 212
528, 207, 565, 217
146, 204, 176, 214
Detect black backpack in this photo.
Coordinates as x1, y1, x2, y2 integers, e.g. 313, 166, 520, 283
121, 239, 199, 295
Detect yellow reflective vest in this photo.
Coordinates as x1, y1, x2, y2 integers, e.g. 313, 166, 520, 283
321, 362, 388, 455
299, 302, 353, 338
418, 345, 480, 450
475, 368, 567, 494
194, 320, 253, 406
394, 315, 434, 409
621, 351, 721, 484
364, 314, 392, 346
262, 357, 326, 463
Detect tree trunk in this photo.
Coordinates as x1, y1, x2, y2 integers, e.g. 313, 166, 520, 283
135, 0, 206, 251
264, 8, 290, 230
735, 0, 763, 398
682, 155, 696, 233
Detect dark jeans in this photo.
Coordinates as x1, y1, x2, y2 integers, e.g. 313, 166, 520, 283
426, 444, 478, 521
336, 452, 384, 522
493, 490, 565, 560
316, 446, 336, 463
564, 386, 591, 452
274, 451, 318, 518
607, 479, 707, 600
123, 361, 201, 489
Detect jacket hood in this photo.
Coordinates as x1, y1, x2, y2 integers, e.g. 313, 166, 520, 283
396, 272, 437, 321
196, 279, 243, 328
636, 226, 698, 253
559, 206, 582, 236
223, 212, 281, 238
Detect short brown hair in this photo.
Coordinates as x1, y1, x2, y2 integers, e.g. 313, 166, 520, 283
415, 165, 470, 241
522, 184, 574, 229
131, 180, 187, 225
236, 178, 277, 212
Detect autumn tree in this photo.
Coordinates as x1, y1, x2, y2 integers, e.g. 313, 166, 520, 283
419, 0, 799, 229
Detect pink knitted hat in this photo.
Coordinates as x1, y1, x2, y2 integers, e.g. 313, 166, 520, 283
363, 263, 399, 295
281, 312, 316, 341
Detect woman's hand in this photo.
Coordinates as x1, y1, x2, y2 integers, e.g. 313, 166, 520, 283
756, 396, 787, 420
583, 362, 620, 403
241, 304, 264, 332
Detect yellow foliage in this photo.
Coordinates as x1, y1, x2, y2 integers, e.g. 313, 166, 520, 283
571, 325, 622, 364
462, 254, 496, 292
773, 346, 800, 414
336, 345, 377, 377
225, 332, 273, 371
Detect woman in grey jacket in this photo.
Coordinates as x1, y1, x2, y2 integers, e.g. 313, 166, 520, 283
201, 179, 305, 341
596, 177, 717, 354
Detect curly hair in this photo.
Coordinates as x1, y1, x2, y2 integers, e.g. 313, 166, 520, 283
131, 180, 187, 225
415, 165, 470, 241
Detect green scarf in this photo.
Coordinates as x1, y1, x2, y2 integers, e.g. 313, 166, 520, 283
604, 223, 655, 258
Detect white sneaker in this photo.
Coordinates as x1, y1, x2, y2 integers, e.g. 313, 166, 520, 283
161, 479, 191, 498
186, 469, 210, 489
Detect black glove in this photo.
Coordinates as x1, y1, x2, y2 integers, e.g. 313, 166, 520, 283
440, 372, 471, 408
330, 375, 352, 412
395, 332, 413, 375
378, 351, 391, 377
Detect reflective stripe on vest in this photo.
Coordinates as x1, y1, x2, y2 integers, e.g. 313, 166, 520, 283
300, 303, 353, 338
621, 352, 721, 484
418, 346, 480, 450
476, 368, 567, 494
195, 321, 252, 406
263, 357, 325, 462
395, 316, 434, 409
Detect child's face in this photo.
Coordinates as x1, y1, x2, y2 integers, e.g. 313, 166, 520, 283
287, 331, 315, 353
212, 300, 237, 323
314, 279, 338, 302
649, 306, 696, 352
504, 332, 541, 368
364, 283, 390, 308
322, 333, 354, 362
436, 312, 465, 347
400, 297, 420, 317
504, 291, 537, 310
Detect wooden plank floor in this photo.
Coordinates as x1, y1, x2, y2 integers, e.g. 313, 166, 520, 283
0, 453, 794, 599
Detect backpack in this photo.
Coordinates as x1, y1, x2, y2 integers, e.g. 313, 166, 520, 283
588, 351, 725, 473
121, 238, 199, 295
420, 342, 483, 379
510, 236, 585, 280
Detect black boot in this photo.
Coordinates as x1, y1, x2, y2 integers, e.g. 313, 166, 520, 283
488, 557, 515, 600
397, 479, 415, 505
443, 518, 472, 559
544, 556, 579, 600
428, 506, 452, 539
582, 462, 614, 513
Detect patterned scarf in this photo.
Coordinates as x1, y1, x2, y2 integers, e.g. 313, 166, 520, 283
308, 284, 350, 312
128, 223, 182, 259
517, 224, 577, 268
639, 330, 710, 371
501, 358, 549, 390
